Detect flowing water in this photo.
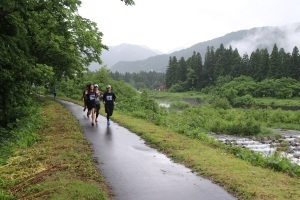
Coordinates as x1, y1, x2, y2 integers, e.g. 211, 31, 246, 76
157, 101, 300, 165
210, 130, 300, 166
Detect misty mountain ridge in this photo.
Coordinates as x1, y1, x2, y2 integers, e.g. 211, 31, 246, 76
109, 22, 300, 73
88, 43, 163, 71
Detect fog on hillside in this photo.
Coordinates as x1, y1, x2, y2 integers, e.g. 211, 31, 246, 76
228, 23, 300, 55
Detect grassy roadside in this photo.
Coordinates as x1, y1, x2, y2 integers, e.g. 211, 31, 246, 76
0, 98, 110, 199
63, 96, 300, 200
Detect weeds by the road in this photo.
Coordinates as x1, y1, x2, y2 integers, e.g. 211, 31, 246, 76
0, 98, 110, 199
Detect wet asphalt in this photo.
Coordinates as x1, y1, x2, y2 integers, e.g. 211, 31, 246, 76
57, 99, 235, 200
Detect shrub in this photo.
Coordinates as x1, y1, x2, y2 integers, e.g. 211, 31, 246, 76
232, 94, 255, 107
170, 101, 190, 110
211, 98, 232, 109
168, 83, 185, 92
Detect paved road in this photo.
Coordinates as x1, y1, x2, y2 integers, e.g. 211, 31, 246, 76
58, 100, 235, 200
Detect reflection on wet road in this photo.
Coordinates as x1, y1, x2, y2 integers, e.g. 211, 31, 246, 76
57, 99, 235, 200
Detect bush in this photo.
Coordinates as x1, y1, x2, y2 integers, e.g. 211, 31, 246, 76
232, 94, 255, 107
168, 83, 185, 92
170, 101, 190, 110
211, 98, 232, 109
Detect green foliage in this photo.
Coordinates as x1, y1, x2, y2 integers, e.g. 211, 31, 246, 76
121, 90, 297, 137
232, 94, 255, 107
168, 82, 186, 92
248, 108, 300, 130
221, 144, 300, 177
116, 90, 168, 126
0, 0, 108, 127
170, 101, 190, 110
166, 42, 300, 92
211, 97, 232, 109
205, 76, 300, 107
0, 100, 42, 165
222, 88, 238, 103
273, 78, 298, 98
110, 71, 165, 90
0, 190, 14, 200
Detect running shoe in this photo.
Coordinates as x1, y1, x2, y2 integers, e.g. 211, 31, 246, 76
83, 107, 86, 111
107, 120, 110, 125
92, 122, 94, 126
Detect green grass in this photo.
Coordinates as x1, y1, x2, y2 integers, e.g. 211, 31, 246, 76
0, 98, 110, 199
254, 97, 300, 107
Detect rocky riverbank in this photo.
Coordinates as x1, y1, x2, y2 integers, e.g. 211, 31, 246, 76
210, 129, 300, 165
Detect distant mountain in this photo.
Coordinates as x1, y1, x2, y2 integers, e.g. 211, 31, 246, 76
110, 23, 300, 73
88, 43, 163, 71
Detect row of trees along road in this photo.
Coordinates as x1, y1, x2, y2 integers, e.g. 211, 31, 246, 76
166, 44, 300, 91
0, 0, 135, 128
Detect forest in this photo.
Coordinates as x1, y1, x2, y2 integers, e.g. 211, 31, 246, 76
110, 44, 300, 102
165, 44, 300, 92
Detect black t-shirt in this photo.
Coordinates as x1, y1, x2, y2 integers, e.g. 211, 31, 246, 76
86, 91, 96, 104
103, 92, 116, 106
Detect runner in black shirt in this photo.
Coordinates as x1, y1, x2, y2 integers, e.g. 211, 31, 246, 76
85, 84, 96, 126
102, 85, 116, 125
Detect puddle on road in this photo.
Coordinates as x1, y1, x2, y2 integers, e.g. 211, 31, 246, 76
132, 145, 155, 152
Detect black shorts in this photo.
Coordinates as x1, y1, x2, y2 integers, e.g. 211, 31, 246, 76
87, 102, 96, 110
105, 104, 114, 116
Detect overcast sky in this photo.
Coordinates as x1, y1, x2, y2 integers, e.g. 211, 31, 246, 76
78, 0, 300, 53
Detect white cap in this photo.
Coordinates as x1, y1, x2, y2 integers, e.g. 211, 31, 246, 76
94, 84, 98, 87
106, 85, 111, 89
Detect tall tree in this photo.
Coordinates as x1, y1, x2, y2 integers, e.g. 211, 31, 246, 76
278, 48, 291, 78
241, 53, 250, 76
249, 50, 260, 79
178, 57, 187, 82
166, 56, 178, 88
268, 44, 280, 78
203, 46, 215, 86
258, 48, 270, 81
187, 52, 203, 89
229, 48, 242, 78
214, 44, 227, 77
185, 66, 196, 90
291, 46, 300, 80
